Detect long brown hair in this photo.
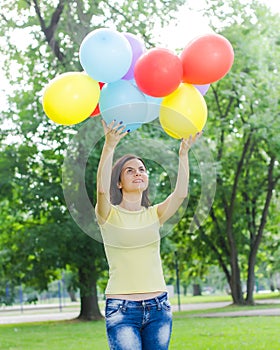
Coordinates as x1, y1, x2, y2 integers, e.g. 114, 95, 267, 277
110, 154, 150, 208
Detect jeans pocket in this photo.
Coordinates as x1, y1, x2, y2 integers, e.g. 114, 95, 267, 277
161, 299, 172, 312
105, 303, 122, 319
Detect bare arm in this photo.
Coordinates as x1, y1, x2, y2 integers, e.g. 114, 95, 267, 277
96, 120, 127, 224
157, 132, 202, 225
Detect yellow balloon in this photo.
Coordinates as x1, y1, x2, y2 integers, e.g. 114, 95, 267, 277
42, 72, 100, 125
159, 83, 207, 139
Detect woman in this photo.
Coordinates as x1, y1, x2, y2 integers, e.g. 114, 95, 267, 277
96, 120, 201, 350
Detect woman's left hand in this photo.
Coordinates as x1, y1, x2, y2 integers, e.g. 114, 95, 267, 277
179, 131, 203, 156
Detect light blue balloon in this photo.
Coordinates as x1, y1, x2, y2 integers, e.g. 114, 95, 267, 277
79, 28, 132, 83
99, 80, 148, 132
144, 95, 163, 123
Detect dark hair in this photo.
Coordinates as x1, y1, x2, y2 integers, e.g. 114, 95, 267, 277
110, 154, 150, 208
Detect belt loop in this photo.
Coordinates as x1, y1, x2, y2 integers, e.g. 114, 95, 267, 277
155, 297, 161, 310
121, 300, 127, 311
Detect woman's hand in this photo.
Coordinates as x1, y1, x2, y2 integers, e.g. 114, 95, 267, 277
179, 131, 203, 157
102, 119, 128, 149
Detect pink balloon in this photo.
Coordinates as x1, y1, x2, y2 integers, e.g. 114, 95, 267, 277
122, 33, 146, 80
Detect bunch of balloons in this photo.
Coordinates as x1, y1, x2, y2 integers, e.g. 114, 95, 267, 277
42, 28, 234, 138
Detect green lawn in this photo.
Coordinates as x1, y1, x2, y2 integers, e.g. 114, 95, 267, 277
0, 314, 280, 350
170, 316, 280, 349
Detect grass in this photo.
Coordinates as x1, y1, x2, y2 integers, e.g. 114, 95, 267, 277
0, 313, 280, 349
0, 320, 106, 350
170, 316, 280, 349
0, 293, 279, 349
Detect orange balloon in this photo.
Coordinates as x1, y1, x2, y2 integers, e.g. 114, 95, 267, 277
181, 34, 234, 84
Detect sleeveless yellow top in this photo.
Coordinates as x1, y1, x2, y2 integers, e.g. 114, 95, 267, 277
98, 204, 167, 294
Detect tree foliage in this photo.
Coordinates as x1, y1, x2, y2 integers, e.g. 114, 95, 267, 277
163, 0, 280, 305
0, 0, 279, 314
0, 0, 184, 318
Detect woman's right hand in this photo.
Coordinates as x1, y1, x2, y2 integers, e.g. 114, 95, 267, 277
102, 119, 128, 148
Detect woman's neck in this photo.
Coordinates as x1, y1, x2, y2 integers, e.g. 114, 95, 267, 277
119, 196, 142, 211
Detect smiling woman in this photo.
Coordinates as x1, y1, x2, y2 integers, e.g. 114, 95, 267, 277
94, 118, 202, 349
111, 155, 150, 209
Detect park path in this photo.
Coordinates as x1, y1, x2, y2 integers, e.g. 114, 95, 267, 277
0, 299, 279, 324
172, 299, 280, 317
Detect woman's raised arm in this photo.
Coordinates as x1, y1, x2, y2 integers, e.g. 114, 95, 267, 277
157, 132, 202, 225
96, 120, 127, 224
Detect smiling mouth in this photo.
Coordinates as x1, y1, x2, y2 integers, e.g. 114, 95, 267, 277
133, 179, 143, 183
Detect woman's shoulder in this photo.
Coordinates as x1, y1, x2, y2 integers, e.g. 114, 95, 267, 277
95, 202, 115, 226
147, 203, 159, 211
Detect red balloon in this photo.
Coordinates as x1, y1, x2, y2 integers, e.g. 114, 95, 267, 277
90, 104, 101, 117
90, 82, 104, 117
134, 48, 183, 97
181, 34, 234, 84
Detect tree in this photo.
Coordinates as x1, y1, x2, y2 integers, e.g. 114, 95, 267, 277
168, 0, 280, 305
0, 0, 184, 319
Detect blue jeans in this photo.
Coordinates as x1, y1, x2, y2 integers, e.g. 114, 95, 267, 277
105, 292, 172, 350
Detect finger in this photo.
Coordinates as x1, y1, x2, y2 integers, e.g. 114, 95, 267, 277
108, 119, 118, 129
194, 131, 203, 141
110, 120, 124, 132
101, 119, 107, 128
102, 119, 117, 131
115, 124, 126, 135
101, 119, 110, 133
182, 135, 192, 145
119, 129, 130, 139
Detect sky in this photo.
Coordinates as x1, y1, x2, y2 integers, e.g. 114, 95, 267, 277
157, 0, 280, 50
0, 0, 279, 110
264, 0, 280, 13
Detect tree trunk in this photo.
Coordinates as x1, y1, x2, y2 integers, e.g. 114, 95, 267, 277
79, 293, 102, 321
245, 249, 257, 305
192, 284, 202, 296
33, 0, 66, 62
225, 133, 253, 305
77, 268, 103, 321
68, 290, 77, 302
246, 156, 277, 305
229, 247, 245, 305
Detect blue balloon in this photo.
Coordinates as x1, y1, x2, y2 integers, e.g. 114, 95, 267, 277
99, 80, 148, 132
79, 28, 132, 83
144, 94, 162, 123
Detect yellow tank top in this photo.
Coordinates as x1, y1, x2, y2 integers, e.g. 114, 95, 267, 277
98, 204, 167, 294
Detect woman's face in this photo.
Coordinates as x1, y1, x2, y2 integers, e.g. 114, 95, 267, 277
118, 158, 149, 193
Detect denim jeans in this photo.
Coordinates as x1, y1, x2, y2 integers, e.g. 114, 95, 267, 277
105, 292, 172, 350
